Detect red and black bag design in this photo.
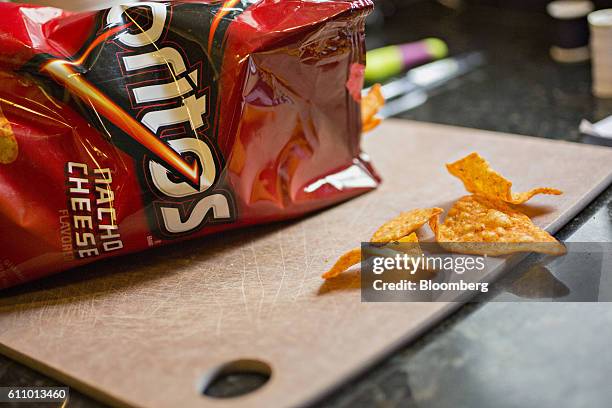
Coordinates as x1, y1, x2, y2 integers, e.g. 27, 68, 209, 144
0, 0, 378, 289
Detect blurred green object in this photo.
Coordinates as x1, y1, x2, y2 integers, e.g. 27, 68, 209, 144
364, 38, 448, 82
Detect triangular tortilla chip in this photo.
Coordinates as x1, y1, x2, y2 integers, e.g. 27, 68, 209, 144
430, 195, 566, 256
321, 248, 361, 279
321, 232, 423, 280
447, 152, 562, 204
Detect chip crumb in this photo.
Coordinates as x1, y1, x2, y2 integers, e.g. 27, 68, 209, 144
0, 106, 17, 164
446, 152, 562, 204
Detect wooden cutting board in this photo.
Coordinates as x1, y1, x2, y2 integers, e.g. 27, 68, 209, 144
1, 120, 611, 408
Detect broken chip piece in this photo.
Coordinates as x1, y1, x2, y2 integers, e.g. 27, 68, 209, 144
370, 207, 443, 243
0, 106, 17, 164
321, 233, 422, 280
322, 208, 439, 280
429, 195, 566, 256
361, 84, 384, 133
446, 152, 562, 204
321, 248, 362, 280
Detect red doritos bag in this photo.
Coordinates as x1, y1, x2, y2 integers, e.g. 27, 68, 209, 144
0, 0, 378, 289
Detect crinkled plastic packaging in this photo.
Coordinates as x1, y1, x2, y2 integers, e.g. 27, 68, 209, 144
0, 0, 379, 289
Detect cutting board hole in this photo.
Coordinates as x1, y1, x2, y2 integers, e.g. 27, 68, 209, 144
201, 359, 271, 398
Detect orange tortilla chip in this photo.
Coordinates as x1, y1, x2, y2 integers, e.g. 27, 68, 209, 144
397, 232, 423, 260
361, 117, 382, 133
321, 234, 423, 280
322, 248, 361, 279
0, 106, 17, 164
446, 152, 562, 204
371, 207, 443, 243
430, 195, 566, 256
398, 232, 419, 243
361, 84, 384, 133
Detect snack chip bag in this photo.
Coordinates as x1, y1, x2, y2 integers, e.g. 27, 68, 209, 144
0, 0, 379, 289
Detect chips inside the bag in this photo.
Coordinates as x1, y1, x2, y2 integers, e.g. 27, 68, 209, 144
361, 84, 384, 133
446, 152, 562, 204
0, 106, 17, 164
429, 195, 566, 256
370, 207, 443, 243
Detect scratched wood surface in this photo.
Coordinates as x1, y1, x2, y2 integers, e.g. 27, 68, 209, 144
1, 120, 612, 408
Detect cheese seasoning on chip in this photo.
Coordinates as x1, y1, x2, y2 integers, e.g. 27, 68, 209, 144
322, 233, 423, 280
446, 152, 562, 204
429, 195, 566, 256
0, 106, 17, 164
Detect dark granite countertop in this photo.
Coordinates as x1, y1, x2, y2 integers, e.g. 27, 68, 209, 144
1, 1, 611, 407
